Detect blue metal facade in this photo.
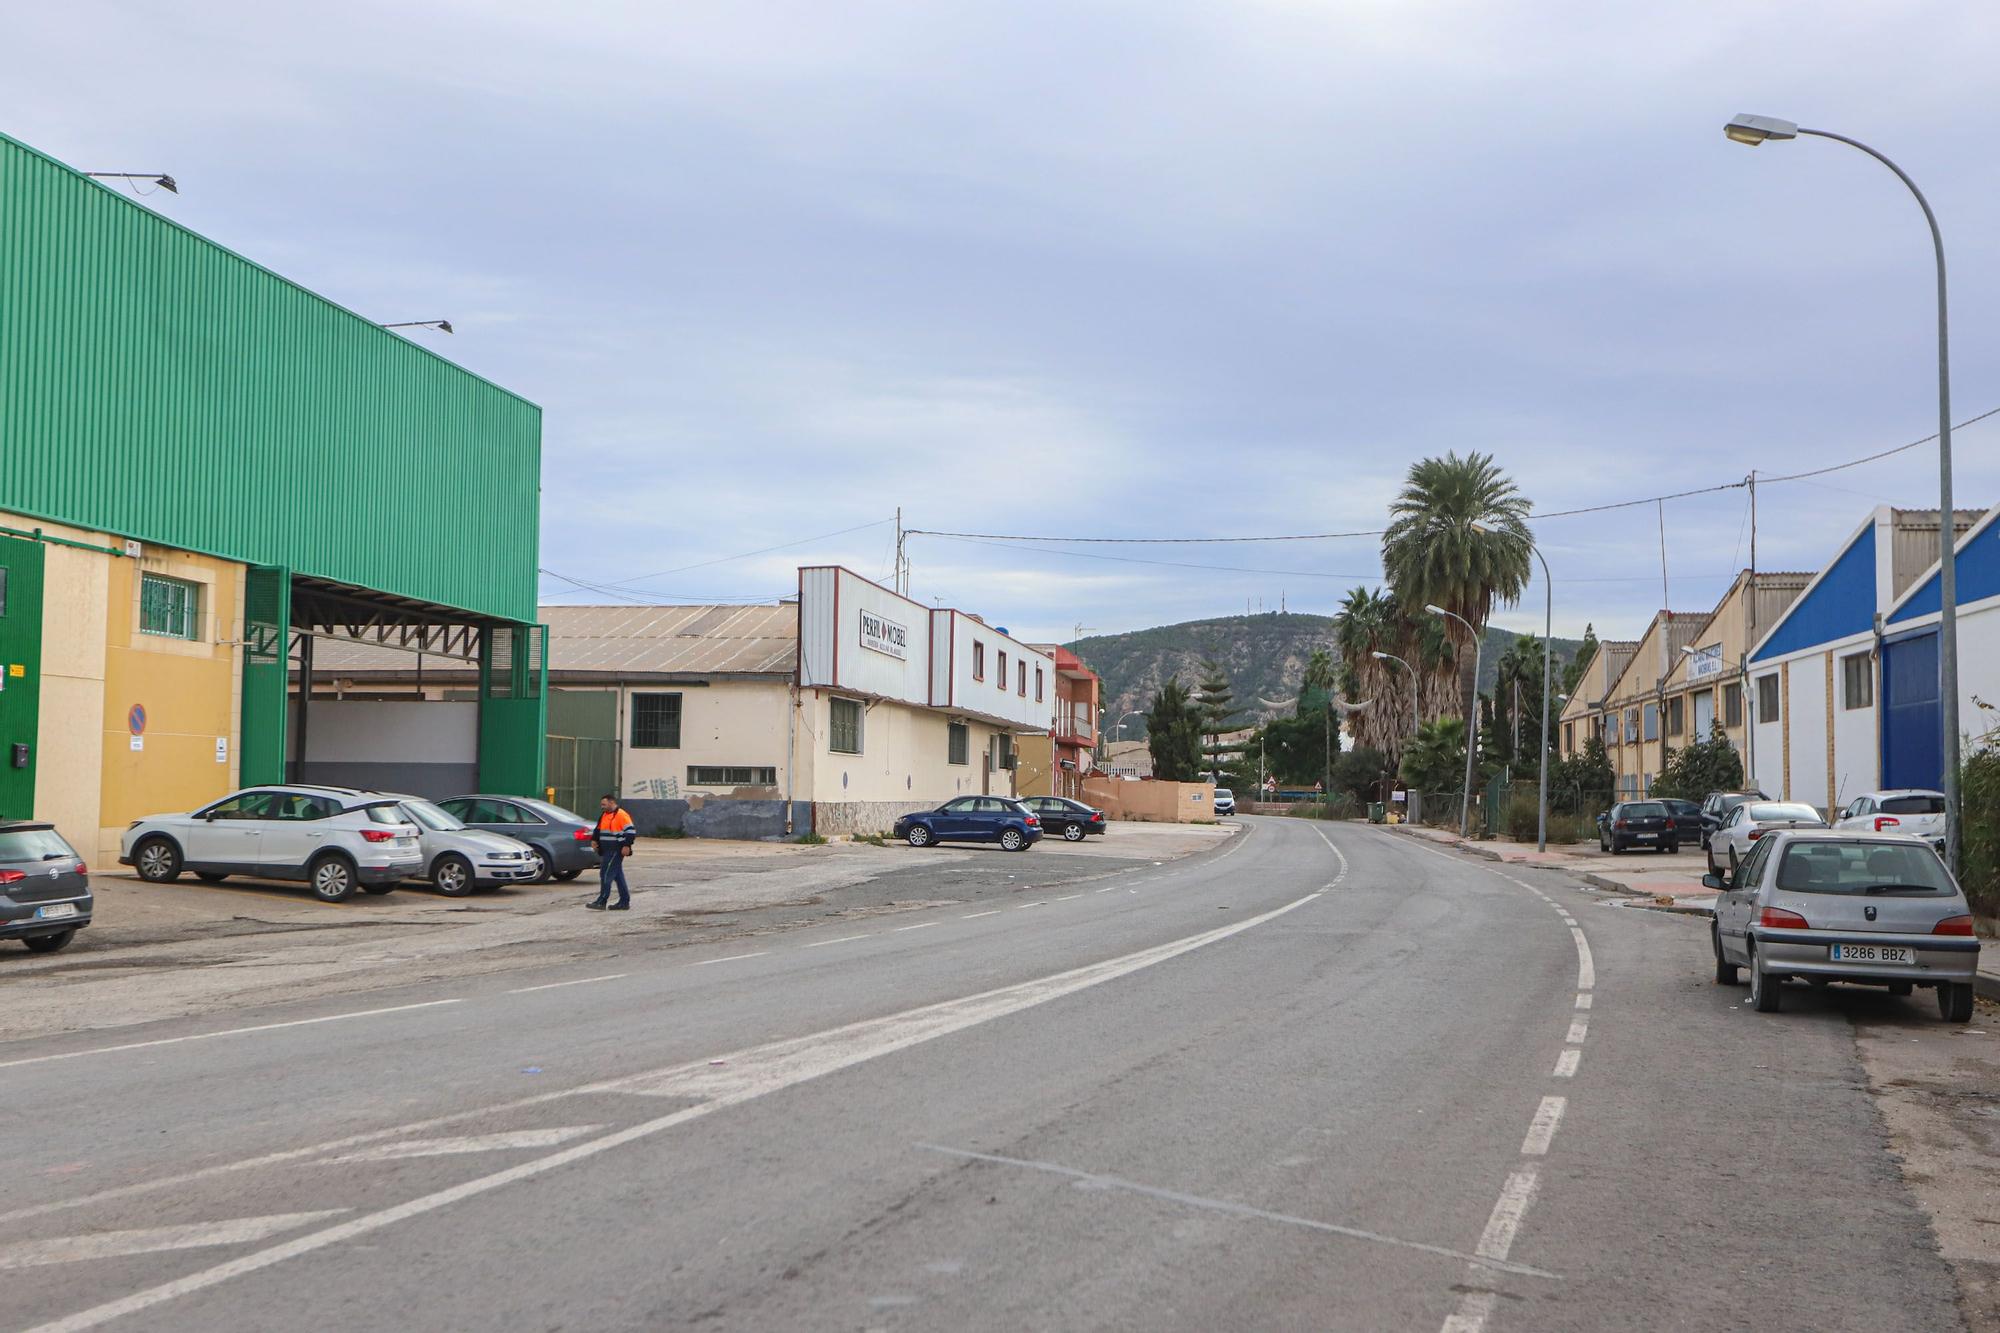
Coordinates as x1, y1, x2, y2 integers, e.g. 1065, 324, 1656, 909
1881, 630, 1941, 790
1889, 515, 2000, 625
1750, 525, 1875, 662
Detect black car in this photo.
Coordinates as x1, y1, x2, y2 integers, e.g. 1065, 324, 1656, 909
1020, 796, 1108, 842
1698, 790, 1770, 849
1659, 798, 1704, 843
1596, 800, 1679, 854
436, 795, 598, 881
0, 821, 92, 954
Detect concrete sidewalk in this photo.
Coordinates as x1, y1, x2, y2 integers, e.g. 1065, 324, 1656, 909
1387, 821, 2000, 1003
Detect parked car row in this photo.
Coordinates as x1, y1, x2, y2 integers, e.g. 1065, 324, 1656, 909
894, 795, 1111, 850
118, 784, 601, 904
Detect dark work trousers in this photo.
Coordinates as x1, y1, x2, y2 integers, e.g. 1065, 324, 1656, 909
593, 850, 631, 907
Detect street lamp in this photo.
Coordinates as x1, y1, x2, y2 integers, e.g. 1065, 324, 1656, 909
381, 320, 454, 335
1725, 112, 1961, 871
85, 171, 177, 194
1427, 604, 1483, 838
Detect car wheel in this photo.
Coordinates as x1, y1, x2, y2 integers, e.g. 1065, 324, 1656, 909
999, 828, 1025, 851
1712, 923, 1738, 985
22, 929, 75, 955
1889, 982, 1914, 997
1608, 840, 1622, 856
553, 868, 583, 882
432, 853, 476, 898
134, 836, 182, 883
1062, 822, 1085, 842
1939, 981, 1976, 1023
310, 854, 359, 903
907, 825, 932, 848
1749, 946, 1782, 1013
195, 871, 229, 884
525, 846, 553, 883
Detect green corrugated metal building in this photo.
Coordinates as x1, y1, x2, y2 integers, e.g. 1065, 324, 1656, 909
0, 130, 547, 845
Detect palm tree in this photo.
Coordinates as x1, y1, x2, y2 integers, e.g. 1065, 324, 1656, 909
1381, 451, 1534, 722
1400, 717, 1468, 793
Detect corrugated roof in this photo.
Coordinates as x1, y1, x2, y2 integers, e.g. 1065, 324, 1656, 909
311, 604, 799, 677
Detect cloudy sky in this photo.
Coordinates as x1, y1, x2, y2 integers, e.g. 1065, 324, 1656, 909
11, 2, 2000, 643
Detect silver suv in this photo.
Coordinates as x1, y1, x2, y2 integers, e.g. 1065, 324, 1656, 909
1706, 829, 1981, 1020
121, 785, 424, 903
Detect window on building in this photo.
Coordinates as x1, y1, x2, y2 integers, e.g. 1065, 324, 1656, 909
1666, 696, 1684, 737
139, 573, 201, 640
1018, 661, 1027, 696
1842, 652, 1874, 710
997, 650, 1008, 690
1035, 667, 1044, 702
991, 732, 1015, 770
947, 722, 968, 765
1643, 703, 1659, 741
1564, 722, 1574, 753
1756, 674, 1780, 722
830, 697, 863, 754
973, 642, 985, 680
630, 693, 683, 748
1724, 681, 1744, 727
687, 766, 778, 786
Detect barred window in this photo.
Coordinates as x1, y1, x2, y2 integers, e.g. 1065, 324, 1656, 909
1756, 675, 1780, 722
688, 766, 777, 786
830, 697, 863, 754
140, 574, 200, 640
631, 693, 683, 748
947, 722, 968, 765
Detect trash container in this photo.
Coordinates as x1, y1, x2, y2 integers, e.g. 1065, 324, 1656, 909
1368, 801, 1385, 824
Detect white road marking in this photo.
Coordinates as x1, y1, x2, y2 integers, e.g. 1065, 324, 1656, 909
0, 1000, 464, 1072
1520, 1097, 1567, 1156
1575, 993, 1592, 1010
918, 1145, 1556, 1280
802, 934, 871, 949
893, 922, 938, 933
1553, 1049, 1581, 1078
506, 974, 627, 994
329, 1126, 603, 1163
693, 952, 769, 966
1476, 1166, 1540, 1261
1055, 894, 1083, 901
1015, 901, 1044, 910
1095, 886, 1119, 893
1566, 1019, 1589, 1045
25, 887, 1329, 1333
0, 1213, 347, 1270
1570, 928, 1594, 990
959, 910, 1001, 919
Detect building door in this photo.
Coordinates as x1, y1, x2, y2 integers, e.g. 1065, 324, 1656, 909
1881, 631, 1942, 791
1692, 689, 1714, 741
0, 539, 44, 821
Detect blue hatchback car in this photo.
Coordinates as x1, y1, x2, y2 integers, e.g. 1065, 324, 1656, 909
895, 796, 1043, 851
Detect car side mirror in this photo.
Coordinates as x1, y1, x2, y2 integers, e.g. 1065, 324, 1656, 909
204, 812, 220, 822
1701, 871, 1726, 891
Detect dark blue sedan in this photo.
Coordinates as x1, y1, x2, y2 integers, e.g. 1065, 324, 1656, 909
895, 796, 1043, 851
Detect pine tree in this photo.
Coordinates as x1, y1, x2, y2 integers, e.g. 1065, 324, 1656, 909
1563, 624, 1599, 695
1195, 658, 1246, 782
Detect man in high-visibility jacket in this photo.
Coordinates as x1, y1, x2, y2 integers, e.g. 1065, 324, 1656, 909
586, 794, 636, 911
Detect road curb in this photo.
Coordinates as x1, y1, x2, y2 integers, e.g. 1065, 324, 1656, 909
1975, 970, 2000, 1005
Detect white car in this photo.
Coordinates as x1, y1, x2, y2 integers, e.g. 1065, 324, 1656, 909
121, 784, 424, 903
1705, 799, 1827, 878
1834, 789, 1947, 857
1213, 788, 1236, 817
392, 796, 543, 896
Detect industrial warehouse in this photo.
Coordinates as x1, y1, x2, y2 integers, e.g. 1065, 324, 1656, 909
0, 131, 547, 864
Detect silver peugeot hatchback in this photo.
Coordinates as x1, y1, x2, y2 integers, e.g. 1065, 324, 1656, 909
1706, 830, 1981, 1021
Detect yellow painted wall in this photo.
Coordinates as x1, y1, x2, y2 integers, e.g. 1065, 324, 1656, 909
20, 517, 111, 859
98, 546, 244, 862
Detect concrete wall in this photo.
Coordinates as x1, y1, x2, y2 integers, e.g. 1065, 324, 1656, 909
621, 796, 811, 840
1079, 777, 1216, 823
29, 522, 112, 860
97, 540, 245, 863
293, 699, 477, 800
804, 691, 1013, 806
618, 678, 794, 802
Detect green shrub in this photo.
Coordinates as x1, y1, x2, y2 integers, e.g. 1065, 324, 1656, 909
796, 831, 828, 845
1959, 743, 2000, 919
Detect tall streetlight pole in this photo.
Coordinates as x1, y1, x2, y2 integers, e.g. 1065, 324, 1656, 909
1725, 113, 1960, 872
1428, 605, 1484, 838
1472, 522, 1554, 852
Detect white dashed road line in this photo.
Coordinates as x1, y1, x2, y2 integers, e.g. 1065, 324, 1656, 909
0, 999, 466, 1072
693, 952, 769, 967
1553, 1049, 1581, 1078
507, 975, 627, 994
893, 922, 938, 933
1519, 1096, 1566, 1156
802, 935, 872, 949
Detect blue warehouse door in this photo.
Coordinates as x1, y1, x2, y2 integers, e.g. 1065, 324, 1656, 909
1881, 631, 1941, 791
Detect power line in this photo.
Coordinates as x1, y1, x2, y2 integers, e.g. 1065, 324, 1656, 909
536, 568, 789, 605
587, 516, 896, 591
907, 405, 2000, 544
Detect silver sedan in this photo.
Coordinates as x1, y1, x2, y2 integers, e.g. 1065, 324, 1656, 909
394, 797, 543, 896
1706, 830, 1980, 1020
1705, 800, 1825, 877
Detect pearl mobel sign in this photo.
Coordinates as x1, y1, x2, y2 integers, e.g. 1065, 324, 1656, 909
859, 608, 909, 660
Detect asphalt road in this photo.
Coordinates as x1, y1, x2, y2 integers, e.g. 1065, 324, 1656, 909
0, 817, 1966, 1331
